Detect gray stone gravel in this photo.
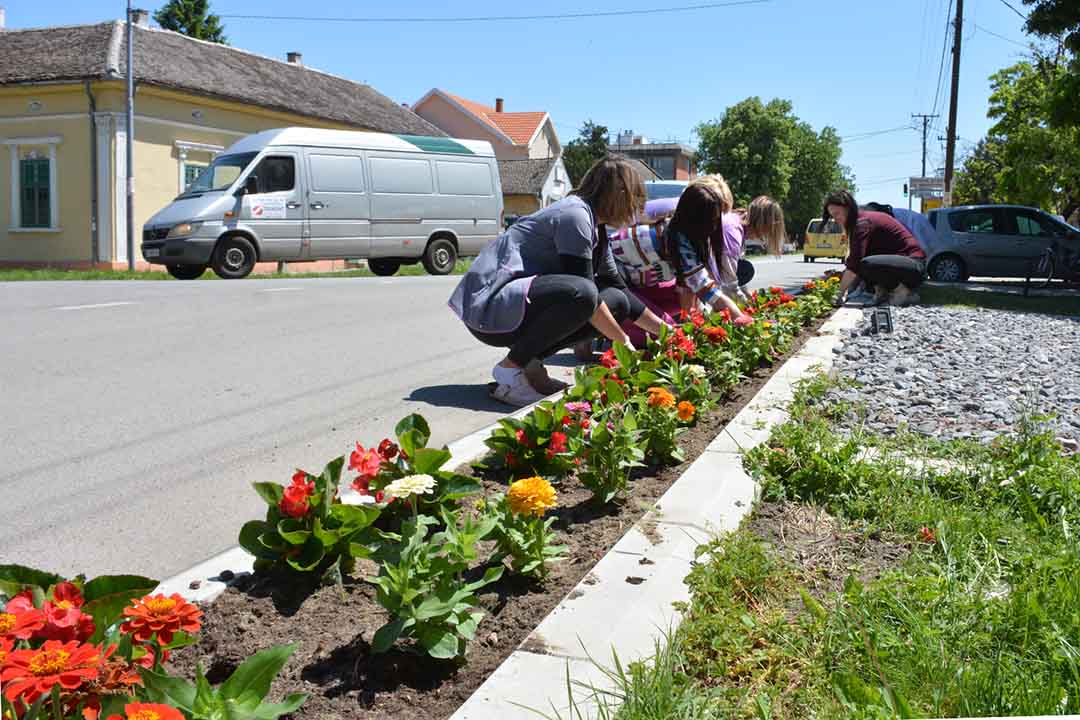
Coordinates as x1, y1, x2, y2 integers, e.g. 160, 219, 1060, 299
823, 305, 1080, 441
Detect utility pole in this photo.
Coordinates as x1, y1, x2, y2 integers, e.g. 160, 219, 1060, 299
911, 113, 939, 178
943, 0, 963, 207
125, 1, 135, 270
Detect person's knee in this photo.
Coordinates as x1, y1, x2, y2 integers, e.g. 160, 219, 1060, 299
602, 288, 630, 321
566, 277, 599, 318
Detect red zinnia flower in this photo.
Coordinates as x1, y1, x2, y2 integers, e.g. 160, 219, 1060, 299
719, 308, 732, 324
515, 428, 528, 445
769, 286, 782, 295
278, 485, 310, 518
0, 604, 45, 642
348, 443, 381, 478
0, 640, 105, 705
599, 349, 619, 369
690, 309, 705, 329
703, 326, 729, 343
377, 438, 399, 461
549, 431, 568, 454
289, 470, 314, 494
106, 703, 185, 720
779, 292, 795, 303
120, 594, 202, 646
560, 415, 572, 426
0, 637, 13, 665
580, 419, 590, 431
803, 280, 817, 290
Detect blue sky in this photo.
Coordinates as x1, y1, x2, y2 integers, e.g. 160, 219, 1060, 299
7, 0, 1042, 208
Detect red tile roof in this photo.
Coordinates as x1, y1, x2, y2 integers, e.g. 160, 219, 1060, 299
443, 91, 547, 146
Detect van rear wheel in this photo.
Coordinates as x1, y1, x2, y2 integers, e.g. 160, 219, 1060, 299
166, 264, 207, 280
211, 236, 257, 279
423, 237, 457, 275
368, 258, 400, 277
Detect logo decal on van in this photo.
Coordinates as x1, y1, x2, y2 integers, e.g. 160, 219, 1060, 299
397, 135, 475, 155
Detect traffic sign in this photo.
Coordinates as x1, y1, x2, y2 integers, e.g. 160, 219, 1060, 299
909, 176, 944, 198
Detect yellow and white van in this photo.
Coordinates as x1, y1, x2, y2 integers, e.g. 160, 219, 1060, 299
803, 219, 847, 263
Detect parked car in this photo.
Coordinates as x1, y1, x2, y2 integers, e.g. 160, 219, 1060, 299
142, 127, 503, 279
925, 204, 1080, 282
644, 180, 688, 200
802, 219, 847, 262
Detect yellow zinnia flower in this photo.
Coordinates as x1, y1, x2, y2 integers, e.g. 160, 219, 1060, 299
507, 476, 557, 517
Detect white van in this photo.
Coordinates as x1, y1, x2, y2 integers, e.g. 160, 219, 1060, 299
141, 128, 503, 279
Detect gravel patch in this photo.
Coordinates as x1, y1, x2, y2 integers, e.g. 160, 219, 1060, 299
823, 305, 1080, 442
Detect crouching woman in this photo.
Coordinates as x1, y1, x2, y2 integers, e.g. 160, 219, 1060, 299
449, 156, 668, 407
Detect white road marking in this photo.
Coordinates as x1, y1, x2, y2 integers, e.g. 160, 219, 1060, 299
56, 301, 137, 311
258, 287, 304, 293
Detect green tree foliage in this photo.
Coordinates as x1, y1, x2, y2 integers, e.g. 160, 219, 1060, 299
953, 138, 1006, 206
986, 59, 1080, 218
1022, 0, 1080, 127
153, 0, 227, 44
563, 121, 610, 187
696, 97, 854, 241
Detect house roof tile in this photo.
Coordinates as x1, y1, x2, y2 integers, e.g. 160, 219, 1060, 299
442, 91, 547, 145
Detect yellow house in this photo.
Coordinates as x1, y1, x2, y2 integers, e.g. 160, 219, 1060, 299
0, 14, 441, 270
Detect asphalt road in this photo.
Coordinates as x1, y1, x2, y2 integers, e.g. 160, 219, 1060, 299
0, 256, 829, 580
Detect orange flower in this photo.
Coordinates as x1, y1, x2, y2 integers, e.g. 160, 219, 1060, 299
646, 387, 676, 409
0, 640, 104, 705
0, 637, 12, 665
0, 603, 45, 641
106, 703, 185, 720
703, 326, 728, 344
120, 594, 202, 645
677, 401, 696, 422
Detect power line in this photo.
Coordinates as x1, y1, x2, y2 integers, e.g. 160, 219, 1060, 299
840, 126, 913, 142
931, 0, 955, 119
973, 22, 1030, 47
219, 0, 772, 24
995, 0, 1027, 21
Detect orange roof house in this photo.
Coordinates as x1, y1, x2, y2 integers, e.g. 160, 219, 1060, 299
413, 89, 570, 214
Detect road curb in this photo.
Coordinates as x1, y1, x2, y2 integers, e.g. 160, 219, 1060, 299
448, 308, 863, 719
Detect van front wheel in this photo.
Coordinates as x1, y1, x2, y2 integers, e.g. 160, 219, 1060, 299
211, 236, 257, 279
423, 237, 457, 275
368, 258, 400, 276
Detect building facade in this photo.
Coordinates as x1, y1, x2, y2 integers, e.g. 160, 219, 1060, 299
609, 133, 697, 181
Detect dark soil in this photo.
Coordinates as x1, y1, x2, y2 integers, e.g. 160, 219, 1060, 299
746, 501, 910, 602
170, 318, 830, 720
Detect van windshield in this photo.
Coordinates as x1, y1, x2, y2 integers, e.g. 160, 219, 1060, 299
181, 152, 258, 196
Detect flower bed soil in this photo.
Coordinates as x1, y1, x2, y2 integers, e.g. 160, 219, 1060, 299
169, 315, 830, 720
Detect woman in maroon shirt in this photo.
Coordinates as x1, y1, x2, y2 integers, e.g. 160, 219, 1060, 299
824, 190, 926, 306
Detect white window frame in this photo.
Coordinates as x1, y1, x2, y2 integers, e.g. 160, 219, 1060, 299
174, 140, 224, 193
4, 135, 61, 232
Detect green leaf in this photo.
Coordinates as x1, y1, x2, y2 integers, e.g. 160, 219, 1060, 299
285, 535, 325, 572
0, 564, 64, 601
253, 693, 308, 719
139, 667, 197, 711
251, 482, 284, 507
457, 611, 482, 640
83, 574, 158, 643
605, 380, 626, 405
434, 474, 483, 501
329, 504, 381, 532
311, 516, 338, 546
410, 447, 452, 475
535, 409, 553, 432
371, 618, 407, 654
613, 341, 633, 369
418, 625, 462, 660
220, 643, 298, 705
276, 518, 311, 544
238, 521, 278, 560
396, 414, 432, 455
192, 666, 222, 718
624, 409, 639, 431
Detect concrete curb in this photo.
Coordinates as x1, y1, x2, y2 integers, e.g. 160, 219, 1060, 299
448, 308, 864, 719
154, 395, 554, 600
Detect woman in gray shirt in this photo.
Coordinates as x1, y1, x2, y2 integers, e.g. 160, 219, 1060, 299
450, 157, 668, 406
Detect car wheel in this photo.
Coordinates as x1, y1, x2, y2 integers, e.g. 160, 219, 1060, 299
422, 237, 458, 275
803, 256, 809, 263
166, 264, 207, 280
928, 254, 967, 283
211, 236, 257, 279
368, 258, 400, 277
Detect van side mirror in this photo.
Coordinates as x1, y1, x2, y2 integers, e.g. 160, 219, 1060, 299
238, 175, 259, 197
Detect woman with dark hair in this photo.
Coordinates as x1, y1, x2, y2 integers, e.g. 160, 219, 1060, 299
824, 189, 926, 306
449, 156, 668, 407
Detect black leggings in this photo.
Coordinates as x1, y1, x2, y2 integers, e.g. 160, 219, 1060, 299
859, 255, 926, 291
471, 275, 647, 366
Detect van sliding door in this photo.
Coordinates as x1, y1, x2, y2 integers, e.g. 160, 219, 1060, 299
304, 150, 371, 259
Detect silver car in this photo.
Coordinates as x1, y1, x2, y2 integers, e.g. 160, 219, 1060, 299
925, 204, 1080, 282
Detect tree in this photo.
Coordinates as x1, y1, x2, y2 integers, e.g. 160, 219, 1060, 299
986, 60, 1080, 218
1022, 0, 1080, 127
696, 97, 854, 240
154, 0, 227, 44
562, 121, 609, 187
952, 138, 1006, 206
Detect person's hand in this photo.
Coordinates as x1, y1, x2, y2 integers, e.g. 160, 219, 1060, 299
733, 313, 753, 327
618, 335, 637, 353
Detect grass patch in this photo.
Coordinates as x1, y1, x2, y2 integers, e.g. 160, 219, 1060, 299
558, 376, 1080, 719
920, 283, 1080, 317
0, 259, 471, 282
